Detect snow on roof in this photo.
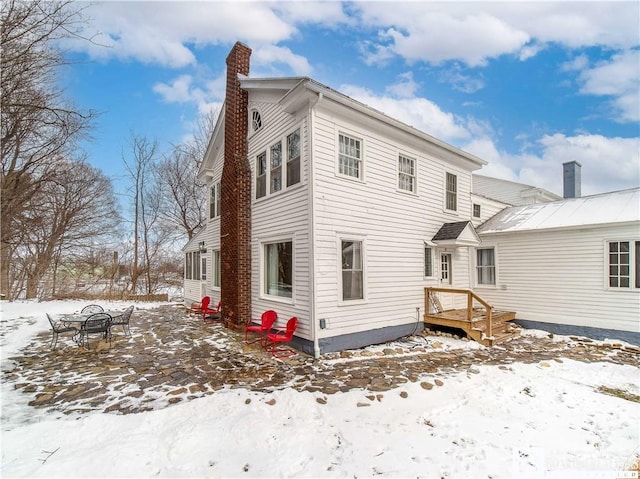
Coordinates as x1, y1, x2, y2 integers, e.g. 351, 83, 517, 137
477, 187, 640, 234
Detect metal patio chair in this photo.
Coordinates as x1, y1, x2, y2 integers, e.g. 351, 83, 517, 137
77, 313, 112, 349
111, 305, 134, 336
81, 304, 104, 313
47, 313, 78, 350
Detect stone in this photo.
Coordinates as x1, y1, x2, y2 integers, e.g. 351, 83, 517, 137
265, 398, 276, 406
400, 391, 408, 398
356, 402, 371, 407
316, 397, 327, 404
434, 379, 444, 387
420, 382, 434, 390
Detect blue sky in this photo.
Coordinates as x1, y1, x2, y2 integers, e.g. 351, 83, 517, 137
63, 1, 640, 197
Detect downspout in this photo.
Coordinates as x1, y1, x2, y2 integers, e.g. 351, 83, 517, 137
309, 91, 323, 359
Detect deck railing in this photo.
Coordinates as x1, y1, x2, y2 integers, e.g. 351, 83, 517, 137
424, 287, 494, 338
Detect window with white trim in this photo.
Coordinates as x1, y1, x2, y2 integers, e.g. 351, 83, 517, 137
446, 172, 457, 211
608, 240, 640, 288
476, 248, 495, 285
286, 129, 301, 187
424, 246, 433, 277
255, 128, 301, 199
264, 241, 293, 298
398, 154, 416, 193
256, 151, 267, 199
184, 251, 201, 280
209, 182, 220, 219
201, 256, 207, 281
212, 250, 221, 288
341, 239, 364, 301
270, 141, 282, 193
338, 133, 362, 179
473, 203, 481, 218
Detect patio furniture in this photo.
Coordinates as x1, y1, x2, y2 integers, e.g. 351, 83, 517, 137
111, 305, 134, 336
203, 301, 222, 323
77, 312, 112, 349
265, 317, 298, 358
47, 313, 78, 350
189, 296, 210, 316
244, 310, 277, 346
81, 304, 104, 313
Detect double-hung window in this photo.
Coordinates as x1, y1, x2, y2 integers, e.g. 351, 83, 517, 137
446, 172, 457, 211
212, 250, 221, 288
256, 152, 267, 199
338, 134, 362, 179
264, 241, 293, 299
270, 141, 282, 193
341, 239, 364, 301
286, 129, 301, 187
424, 246, 433, 277
209, 182, 220, 218
476, 248, 496, 285
398, 155, 416, 193
608, 240, 640, 288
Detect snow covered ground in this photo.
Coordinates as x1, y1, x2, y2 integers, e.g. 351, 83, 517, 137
1, 299, 638, 478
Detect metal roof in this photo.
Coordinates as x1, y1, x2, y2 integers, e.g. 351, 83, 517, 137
477, 187, 640, 234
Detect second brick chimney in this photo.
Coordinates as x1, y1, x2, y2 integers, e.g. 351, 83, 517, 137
221, 42, 252, 328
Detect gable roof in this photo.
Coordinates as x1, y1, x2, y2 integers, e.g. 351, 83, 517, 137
197, 75, 488, 175
477, 187, 640, 234
432, 221, 481, 246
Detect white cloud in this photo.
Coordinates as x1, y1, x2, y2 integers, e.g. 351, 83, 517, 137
469, 133, 640, 196
153, 71, 226, 117
68, 2, 298, 67
354, 2, 639, 67
341, 85, 471, 143
439, 68, 485, 94
252, 45, 312, 76
385, 72, 419, 98
153, 75, 195, 103
374, 13, 530, 67
577, 50, 640, 122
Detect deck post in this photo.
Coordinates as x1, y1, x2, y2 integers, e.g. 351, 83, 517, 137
466, 292, 472, 321
487, 307, 493, 338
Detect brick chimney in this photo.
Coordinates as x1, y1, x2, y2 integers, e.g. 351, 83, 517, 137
221, 42, 252, 329
563, 161, 582, 198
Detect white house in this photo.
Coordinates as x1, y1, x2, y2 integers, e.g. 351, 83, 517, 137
184, 42, 640, 354
475, 187, 640, 336
184, 42, 493, 356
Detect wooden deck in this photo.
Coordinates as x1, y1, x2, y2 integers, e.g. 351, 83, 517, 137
424, 287, 519, 346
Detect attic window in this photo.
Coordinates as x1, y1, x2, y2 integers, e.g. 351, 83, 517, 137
251, 110, 262, 132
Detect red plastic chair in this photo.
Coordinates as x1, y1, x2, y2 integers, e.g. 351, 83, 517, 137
189, 296, 210, 315
245, 310, 277, 345
266, 317, 298, 358
203, 301, 221, 322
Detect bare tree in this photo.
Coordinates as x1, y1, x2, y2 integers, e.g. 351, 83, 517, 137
17, 160, 119, 298
155, 109, 218, 242
1, 0, 96, 298
122, 132, 160, 294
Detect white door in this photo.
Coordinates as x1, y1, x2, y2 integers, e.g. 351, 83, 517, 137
440, 253, 452, 285
439, 253, 455, 310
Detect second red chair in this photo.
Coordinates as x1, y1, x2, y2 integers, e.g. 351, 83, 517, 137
244, 310, 277, 346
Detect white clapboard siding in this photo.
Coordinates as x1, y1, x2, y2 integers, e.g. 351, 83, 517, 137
311, 105, 478, 338
248, 99, 312, 338
477, 223, 640, 332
